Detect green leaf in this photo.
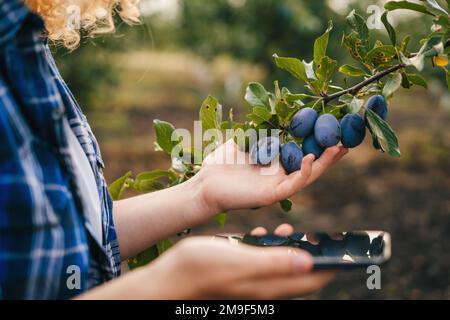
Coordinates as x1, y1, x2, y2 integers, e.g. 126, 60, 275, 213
342, 32, 368, 62
338, 64, 368, 77
128, 245, 159, 270
214, 213, 227, 227
315, 56, 337, 83
381, 12, 396, 46
275, 101, 290, 121
273, 55, 308, 83
314, 20, 333, 66
382, 73, 403, 98
346, 10, 369, 42
247, 106, 273, 125
154, 120, 179, 155
199, 95, 223, 131
424, 0, 449, 16
366, 109, 401, 157
157, 239, 173, 255
384, 1, 435, 16
401, 72, 411, 89
131, 170, 175, 193
340, 95, 364, 113
279, 199, 293, 212
407, 73, 428, 88
366, 45, 397, 67
108, 171, 132, 201
245, 82, 271, 110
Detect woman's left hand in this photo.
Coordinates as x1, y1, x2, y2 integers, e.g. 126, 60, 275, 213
194, 139, 348, 216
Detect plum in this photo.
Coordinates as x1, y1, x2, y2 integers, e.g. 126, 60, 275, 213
250, 136, 280, 165
344, 232, 371, 257
297, 241, 322, 256
319, 235, 346, 258
288, 232, 305, 243
280, 142, 303, 174
340, 113, 366, 148
314, 114, 341, 148
290, 107, 318, 138
369, 234, 385, 257
302, 134, 324, 159
364, 95, 388, 120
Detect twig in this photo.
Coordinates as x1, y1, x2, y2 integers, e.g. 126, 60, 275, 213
323, 63, 405, 104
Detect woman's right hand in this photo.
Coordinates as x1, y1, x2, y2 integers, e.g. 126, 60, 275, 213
143, 236, 334, 300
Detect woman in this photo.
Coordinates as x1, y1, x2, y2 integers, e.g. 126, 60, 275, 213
0, 0, 348, 299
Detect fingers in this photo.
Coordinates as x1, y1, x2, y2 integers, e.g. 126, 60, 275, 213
250, 227, 268, 236
274, 154, 314, 200
274, 224, 294, 236
240, 246, 314, 279
306, 146, 348, 186
235, 271, 336, 299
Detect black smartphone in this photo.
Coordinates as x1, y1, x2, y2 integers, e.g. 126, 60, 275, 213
214, 231, 391, 270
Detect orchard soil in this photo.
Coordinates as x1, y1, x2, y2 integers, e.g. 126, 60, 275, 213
96, 89, 450, 300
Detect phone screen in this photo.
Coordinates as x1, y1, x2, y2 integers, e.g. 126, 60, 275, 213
216, 231, 391, 269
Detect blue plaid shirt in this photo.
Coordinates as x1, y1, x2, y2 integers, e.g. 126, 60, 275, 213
0, 0, 121, 299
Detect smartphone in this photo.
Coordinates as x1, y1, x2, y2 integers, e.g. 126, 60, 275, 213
214, 231, 391, 270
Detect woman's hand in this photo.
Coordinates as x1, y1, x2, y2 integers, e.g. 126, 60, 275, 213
195, 139, 348, 216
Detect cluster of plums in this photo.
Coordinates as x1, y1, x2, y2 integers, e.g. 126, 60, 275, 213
250, 95, 388, 174
242, 232, 385, 259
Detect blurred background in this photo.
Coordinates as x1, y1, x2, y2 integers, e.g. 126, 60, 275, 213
53, 0, 450, 299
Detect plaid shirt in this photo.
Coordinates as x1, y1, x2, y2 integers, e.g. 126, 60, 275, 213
0, 1, 121, 299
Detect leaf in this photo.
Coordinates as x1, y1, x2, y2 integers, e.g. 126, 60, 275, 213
157, 239, 173, 255
407, 73, 428, 88
199, 95, 223, 131
446, 69, 450, 91
315, 56, 337, 83
340, 95, 364, 113
346, 10, 369, 42
154, 120, 179, 155
342, 32, 368, 61
314, 20, 333, 66
381, 11, 396, 46
275, 101, 290, 121
128, 245, 159, 270
214, 213, 227, 227
247, 106, 273, 125
366, 109, 401, 157
273, 55, 308, 82
108, 171, 132, 201
401, 72, 411, 89
338, 64, 368, 77
382, 73, 402, 98
279, 199, 293, 212
244, 82, 271, 110
384, 1, 435, 16
366, 45, 397, 67
131, 169, 175, 193
424, 0, 449, 16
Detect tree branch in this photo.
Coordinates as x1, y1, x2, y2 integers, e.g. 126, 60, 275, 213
323, 63, 406, 104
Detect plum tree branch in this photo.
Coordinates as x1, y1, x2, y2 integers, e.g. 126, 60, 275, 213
323, 63, 406, 104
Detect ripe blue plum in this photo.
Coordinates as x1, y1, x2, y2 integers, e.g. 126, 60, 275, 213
302, 135, 324, 159
288, 232, 305, 243
280, 142, 303, 174
290, 107, 318, 138
250, 136, 280, 165
314, 114, 341, 148
365, 95, 388, 120
344, 232, 370, 257
297, 241, 322, 256
319, 235, 346, 258
369, 234, 385, 257
340, 113, 366, 148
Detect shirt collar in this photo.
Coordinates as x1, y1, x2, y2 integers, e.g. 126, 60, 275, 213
0, 0, 43, 47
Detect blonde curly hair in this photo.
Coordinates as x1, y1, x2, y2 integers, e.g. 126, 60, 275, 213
25, 0, 141, 49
